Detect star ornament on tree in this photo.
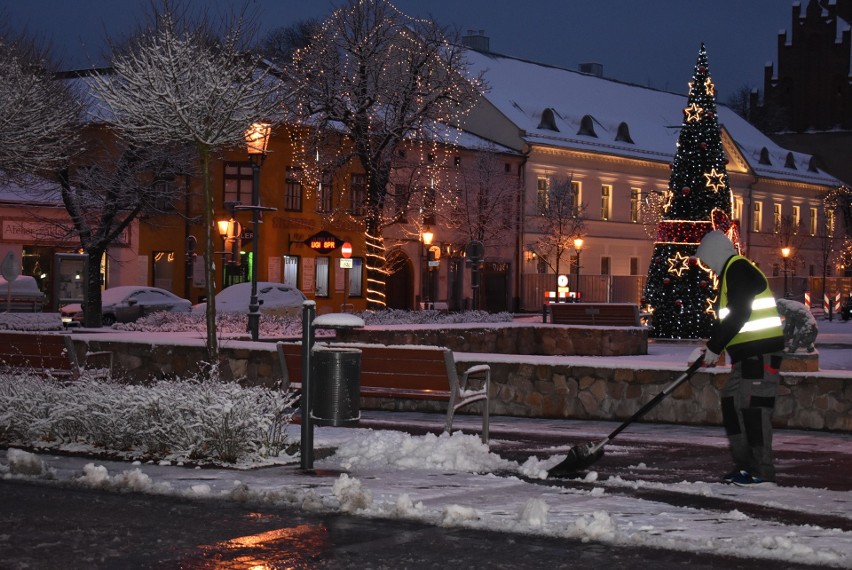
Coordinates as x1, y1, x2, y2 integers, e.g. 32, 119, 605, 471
704, 168, 725, 192
667, 251, 691, 277
684, 103, 703, 122
704, 77, 715, 97
704, 294, 718, 316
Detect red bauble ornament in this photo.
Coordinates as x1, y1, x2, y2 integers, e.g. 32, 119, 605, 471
663, 277, 671, 286
688, 256, 698, 266
700, 280, 708, 289
700, 142, 708, 150
655, 256, 662, 264
704, 111, 714, 119
682, 186, 691, 196
675, 299, 683, 307
698, 66, 706, 74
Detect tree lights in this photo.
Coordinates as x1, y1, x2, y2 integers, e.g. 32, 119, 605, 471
643, 44, 735, 339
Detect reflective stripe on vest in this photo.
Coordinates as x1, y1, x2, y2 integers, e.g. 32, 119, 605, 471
719, 255, 783, 348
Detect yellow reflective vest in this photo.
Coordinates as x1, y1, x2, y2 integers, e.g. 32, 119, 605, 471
718, 255, 784, 360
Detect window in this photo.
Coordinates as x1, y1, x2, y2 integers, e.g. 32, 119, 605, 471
224, 162, 253, 205
536, 177, 548, 215
571, 181, 581, 214
318, 171, 333, 212
283, 255, 299, 288
733, 196, 743, 221
422, 186, 436, 225
827, 210, 836, 236
600, 184, 611, 220
629, 256, 639, 275
753, 201, 762, 233
152, 251, 174, 291
348, 258, 364, 297
773, 203, 782, 232
315, 257, 329, 297
350, 174, 366, 216
285, 167, 303, 211
629, 188, 641, 223
809, 207, 818, 236
393, 183, 409, 222
600, 256, 611, 275
792, 205, 801, 233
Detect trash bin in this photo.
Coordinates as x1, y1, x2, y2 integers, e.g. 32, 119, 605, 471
311, 346, 361, 426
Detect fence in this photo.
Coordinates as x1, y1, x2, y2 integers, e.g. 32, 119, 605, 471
521, 273, 851, 313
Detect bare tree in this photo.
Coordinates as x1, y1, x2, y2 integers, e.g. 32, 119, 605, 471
0, 33, 80, 182
285, 0, 483, 309
90, 5, 281, 359
529, 176, 586, 280
260, 20, 320, 66
59, 131, 195, 327
447, 146, 519, 247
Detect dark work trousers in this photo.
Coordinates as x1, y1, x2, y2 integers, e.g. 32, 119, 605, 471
720, 353, 783, 481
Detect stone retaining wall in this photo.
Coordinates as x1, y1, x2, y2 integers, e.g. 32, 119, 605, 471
337, 323, 648, 356
68, 334, 851, 432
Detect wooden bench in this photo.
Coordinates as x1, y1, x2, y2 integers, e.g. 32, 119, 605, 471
277, 342, 490, 443
549, 302, 642, 326
0, 331, 112, 379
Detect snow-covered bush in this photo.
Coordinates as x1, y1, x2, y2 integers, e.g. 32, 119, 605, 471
113, 308, 514, 336
0, 370, 298, 464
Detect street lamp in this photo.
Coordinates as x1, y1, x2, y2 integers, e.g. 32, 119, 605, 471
422, 227, 434, 309
781, 246, 791, 299
243, 122, 272, 341
573, 237, 584, 300
216, 217, 242, 286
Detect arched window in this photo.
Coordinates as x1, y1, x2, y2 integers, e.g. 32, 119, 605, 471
577, 114, 598, 137
785, 152, 797, 169
615, 122, 634, 143
537, 108, 559, 131
758, 147, 772, 165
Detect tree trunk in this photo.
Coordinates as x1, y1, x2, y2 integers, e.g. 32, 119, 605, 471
200, 145, 218, 361
83, 248, 105, 328
364, 214, 386, 310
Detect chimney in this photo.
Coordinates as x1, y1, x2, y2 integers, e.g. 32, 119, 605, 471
578, 62, 604, 78
462, 29, 490, 52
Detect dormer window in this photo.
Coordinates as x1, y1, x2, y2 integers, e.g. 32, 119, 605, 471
759, 147, 772, 165
785, 152, 797, 169
577, 114, 598, 137
808, 156, 820, 172
615, 122, 634, 144
537, 108, 559, 131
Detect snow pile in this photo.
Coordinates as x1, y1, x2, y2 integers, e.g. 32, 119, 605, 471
0, 371, 299, 464
5, 448, 48, 476
331, 429, 517, 473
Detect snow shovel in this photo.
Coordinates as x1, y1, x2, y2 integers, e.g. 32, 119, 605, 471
547, 356, 706, 478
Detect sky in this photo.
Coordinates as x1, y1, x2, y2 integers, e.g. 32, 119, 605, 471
2, 0, 796, 99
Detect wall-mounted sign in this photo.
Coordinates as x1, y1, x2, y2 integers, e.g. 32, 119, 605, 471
304, 231, 343, 254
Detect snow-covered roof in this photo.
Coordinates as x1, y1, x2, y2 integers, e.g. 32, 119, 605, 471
464, 50, 841, 188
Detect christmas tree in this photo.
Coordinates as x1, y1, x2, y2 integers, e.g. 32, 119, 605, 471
643, 43, 740, 339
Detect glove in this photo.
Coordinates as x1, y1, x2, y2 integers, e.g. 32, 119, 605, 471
687, 346, 706, 365
703, 348, 720, 367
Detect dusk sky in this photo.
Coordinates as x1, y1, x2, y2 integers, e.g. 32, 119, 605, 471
3, 0, 795, 99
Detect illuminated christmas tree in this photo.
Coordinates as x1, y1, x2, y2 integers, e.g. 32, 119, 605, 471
643, 43, 740, 339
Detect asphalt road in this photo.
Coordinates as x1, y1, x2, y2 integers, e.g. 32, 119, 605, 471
0, 478, 824, 570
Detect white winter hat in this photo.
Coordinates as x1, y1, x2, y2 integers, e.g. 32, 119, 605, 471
695, 230, 736, 275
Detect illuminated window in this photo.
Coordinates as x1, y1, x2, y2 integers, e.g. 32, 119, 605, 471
283, 255, 299, 288
536, 177, 549, 214
792, 205, 800, 233
223, 162, 252, 205
572, 181, 582, 214
753, 201, 762, 233
732, 196, 743, 221
318, 172, 333, 212
348, 257, 364, 297
828, 210, 836, 236
315, 257, 329, 297
285, 167, 302, 211
773, 203, 782, 232
809, 207, 818, 236
601, 184, 611, 220
629, 188, 641, 223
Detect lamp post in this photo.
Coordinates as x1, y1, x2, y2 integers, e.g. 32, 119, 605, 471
244, 122, 272, 341
216, 217, 241, 287
781, 246, 791, 299
573, 237, 584, 301
422, 227, 434, 309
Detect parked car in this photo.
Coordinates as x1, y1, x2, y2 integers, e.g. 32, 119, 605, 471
61, 286, 192, 326
193, 282, 307, 317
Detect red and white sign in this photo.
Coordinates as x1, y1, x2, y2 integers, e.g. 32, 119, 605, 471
341, 242, 353, 259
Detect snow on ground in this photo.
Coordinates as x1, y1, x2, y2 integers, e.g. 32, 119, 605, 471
3, 419, 852, 567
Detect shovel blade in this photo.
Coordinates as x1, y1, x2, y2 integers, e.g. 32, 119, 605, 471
546, 441, 605, 478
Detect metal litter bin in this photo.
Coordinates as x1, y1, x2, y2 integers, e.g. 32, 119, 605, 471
311, 346, 361, 426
